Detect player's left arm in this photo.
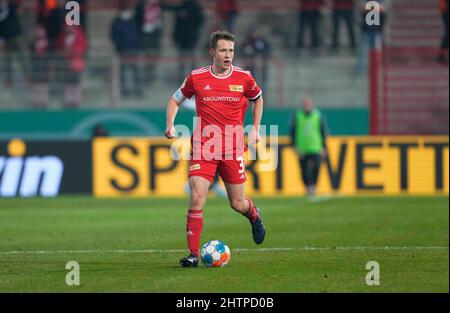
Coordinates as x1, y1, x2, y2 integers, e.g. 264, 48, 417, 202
245, 74, 264, 145
249, 96, 263, 144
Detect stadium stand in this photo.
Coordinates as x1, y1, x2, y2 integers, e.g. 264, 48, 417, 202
370, 0, 449, 134
0, 0, 447, 134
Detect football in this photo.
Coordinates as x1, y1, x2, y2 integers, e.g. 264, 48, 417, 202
200, 240, 231, 267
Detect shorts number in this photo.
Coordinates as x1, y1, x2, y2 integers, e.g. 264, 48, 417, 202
237, 156, 245, 174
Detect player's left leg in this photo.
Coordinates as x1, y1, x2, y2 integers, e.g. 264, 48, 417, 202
223, 182, 266, 245
218, 158, 265, 244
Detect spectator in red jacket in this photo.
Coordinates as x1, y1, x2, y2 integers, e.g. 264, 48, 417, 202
215, 0, 238, 33
54, 24, 88, 108
30, 24, 50, 108
331, 0, 356, 53
297, 0, 325, 52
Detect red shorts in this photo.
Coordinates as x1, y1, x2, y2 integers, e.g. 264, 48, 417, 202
189, 156, 246, 184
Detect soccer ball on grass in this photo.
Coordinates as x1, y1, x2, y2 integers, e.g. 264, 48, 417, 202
200, 240, 231, 267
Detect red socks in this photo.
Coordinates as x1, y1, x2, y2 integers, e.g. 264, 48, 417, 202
244, 196, 259, 224
186, 198, 257, 255
186, 209, 203, 256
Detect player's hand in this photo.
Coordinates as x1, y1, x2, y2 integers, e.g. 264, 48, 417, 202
248, 127, 261, 145
164, 126, 176, 139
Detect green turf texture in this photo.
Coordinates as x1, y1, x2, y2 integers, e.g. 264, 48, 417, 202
0, 196, 448, 292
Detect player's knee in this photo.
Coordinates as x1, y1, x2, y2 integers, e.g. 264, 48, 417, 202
190, 191, 206, 210
190, 198, 204, 210
230, 198, 245, 212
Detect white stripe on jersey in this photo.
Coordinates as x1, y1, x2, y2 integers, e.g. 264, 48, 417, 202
233, 66, 252, 76
192, 66, 210, 75
248, 90, 262, 101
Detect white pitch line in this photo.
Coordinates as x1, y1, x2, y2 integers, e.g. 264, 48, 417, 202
0, 246, 448, 255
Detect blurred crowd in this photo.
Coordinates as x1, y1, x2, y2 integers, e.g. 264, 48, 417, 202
0, 0, 448, 109
0, 0, 88, 108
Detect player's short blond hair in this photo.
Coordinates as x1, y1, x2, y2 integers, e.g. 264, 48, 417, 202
210, 31, 235, 50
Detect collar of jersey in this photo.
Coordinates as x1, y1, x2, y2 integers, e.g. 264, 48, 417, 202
209, 65, 234, 79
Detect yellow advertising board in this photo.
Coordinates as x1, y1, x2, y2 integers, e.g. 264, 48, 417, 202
93, 136, 449, 197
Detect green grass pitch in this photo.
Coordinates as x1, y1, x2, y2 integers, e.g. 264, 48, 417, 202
0, 196, 448, 292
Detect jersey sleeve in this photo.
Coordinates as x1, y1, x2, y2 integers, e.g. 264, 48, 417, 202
180, 74, 195, 99
244, 73, 262, 101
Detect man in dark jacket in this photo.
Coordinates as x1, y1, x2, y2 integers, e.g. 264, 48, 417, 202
111, 3, 142, 98
331, 0, 356, 53
173, 0, 204, 82
135, 0, 163, 84
297, 0, 325, 51
0, 0, 28, 84
241, 29, 270, 91
357, 0, 386, 73
37, 0, 65, 49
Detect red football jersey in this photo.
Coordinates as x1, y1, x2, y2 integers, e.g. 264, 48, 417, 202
180, 65, 262, 158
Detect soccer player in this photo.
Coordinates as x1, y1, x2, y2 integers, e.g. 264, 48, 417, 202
164, 31, 266, 267
181, 96, 227, 198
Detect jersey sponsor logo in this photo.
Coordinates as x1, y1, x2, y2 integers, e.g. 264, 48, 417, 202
190, 164, 201, 171
202, 96, 241, 102
229, 85, 243, 92
204, 84, 212, 90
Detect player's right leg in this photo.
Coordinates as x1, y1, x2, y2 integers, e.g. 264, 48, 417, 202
180, 175, 212, 268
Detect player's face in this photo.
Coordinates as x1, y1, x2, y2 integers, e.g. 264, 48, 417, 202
211, 40, 234, 71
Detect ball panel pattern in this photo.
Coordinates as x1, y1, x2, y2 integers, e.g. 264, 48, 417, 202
200, 240, 231, 267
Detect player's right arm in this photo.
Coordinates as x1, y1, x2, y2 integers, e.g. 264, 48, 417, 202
164, 74, 195, 139
164, 96, 182, 139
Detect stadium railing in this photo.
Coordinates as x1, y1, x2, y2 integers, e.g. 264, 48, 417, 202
370, 47, 449, 135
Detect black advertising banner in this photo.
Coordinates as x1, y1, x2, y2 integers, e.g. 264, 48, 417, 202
0, 139, 92, 197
